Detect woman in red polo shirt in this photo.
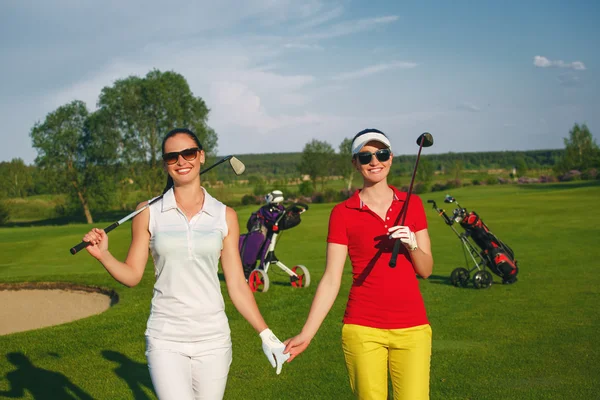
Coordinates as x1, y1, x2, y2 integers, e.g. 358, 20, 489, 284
284, 129, 434, 400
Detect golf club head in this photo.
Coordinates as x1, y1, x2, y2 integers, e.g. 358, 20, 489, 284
229, 156, 246, 175
444, 194, 455, 203
416, 132, 434, 147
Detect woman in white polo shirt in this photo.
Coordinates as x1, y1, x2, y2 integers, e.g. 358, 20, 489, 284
81, 128, 288, 400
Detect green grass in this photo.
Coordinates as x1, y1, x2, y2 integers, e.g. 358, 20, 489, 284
1, 182, 599, 399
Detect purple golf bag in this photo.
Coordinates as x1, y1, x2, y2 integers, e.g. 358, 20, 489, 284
238, 202, 305, 280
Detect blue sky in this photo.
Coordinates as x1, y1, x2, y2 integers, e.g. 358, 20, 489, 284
1, 0, 598, 164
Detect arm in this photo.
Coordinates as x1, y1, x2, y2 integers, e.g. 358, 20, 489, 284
410, 229, 433, 278
82, 201, 150, 287
220, 207, 268, 333
221, 207, 289, 375
389, 195, 433, 278
284, 242, 347, 361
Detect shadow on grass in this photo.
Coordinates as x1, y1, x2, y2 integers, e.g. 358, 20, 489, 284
3, 210, 131, 228
0, 352, 93, 399
424, 274, 453, 286
102, 351, 155, 400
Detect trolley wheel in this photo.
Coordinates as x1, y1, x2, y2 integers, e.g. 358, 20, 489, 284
249, 269, 270, 293
472, 270, 493, 289
290, 265, 311, 288
450, 267, 470, 288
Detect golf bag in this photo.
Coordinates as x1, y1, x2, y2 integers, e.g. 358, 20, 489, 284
238, 194, 310, 293
427, 195, 519, 289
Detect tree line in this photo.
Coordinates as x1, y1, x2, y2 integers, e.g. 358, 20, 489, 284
0, 67, 598, 226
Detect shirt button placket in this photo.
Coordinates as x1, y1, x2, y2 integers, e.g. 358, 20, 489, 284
187, 218, 193, 259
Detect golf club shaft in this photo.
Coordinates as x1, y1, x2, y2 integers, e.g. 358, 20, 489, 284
200, 155, 232, 175
389, 141, 426, 268
70, 155, 237, 255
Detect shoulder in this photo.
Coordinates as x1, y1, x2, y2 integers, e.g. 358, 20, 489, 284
136, 200, 149, 210
225, 206, 238, 220
329, 200, 351, 223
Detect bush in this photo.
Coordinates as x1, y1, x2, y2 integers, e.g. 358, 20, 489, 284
298, 181, 314, 197
413, 182, 431, 194
311, 192, 326, 203
445, 179, 462, 189
0, 201, 9, 226
559, 170, 582, 182
539, 175, 558, 183
582, 168, 598, 180
485, 176, 499, 185
430, 182, 447, 192
241, 194, 261, 205
253, 182, 267, 196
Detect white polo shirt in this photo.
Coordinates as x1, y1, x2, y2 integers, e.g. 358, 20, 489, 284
145, 186, 231, 342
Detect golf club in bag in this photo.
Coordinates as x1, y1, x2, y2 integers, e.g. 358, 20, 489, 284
427, 195, 519, 288
389, 132, 434, 267
69, 155, 245, 255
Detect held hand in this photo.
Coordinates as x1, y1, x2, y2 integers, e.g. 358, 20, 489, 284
259, 329, 290, 375
388, 226, 418, 251
283, 332, 312, 362
82, 228, 109, 260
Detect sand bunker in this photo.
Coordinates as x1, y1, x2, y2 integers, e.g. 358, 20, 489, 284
0, 283, 118, 336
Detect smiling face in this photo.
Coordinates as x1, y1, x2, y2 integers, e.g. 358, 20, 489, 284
352, 140, 393, 185
162, 133, 205, 186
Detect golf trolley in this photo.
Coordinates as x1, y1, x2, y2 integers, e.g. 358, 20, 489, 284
427, 195, 519, 289
239, 192, 310, 293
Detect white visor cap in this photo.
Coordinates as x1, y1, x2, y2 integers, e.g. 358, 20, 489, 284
351, 131, 392, 155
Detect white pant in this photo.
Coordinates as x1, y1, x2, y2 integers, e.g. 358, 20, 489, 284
145, 335, 232, 400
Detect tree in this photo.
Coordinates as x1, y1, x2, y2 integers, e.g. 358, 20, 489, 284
554, 123, 600, 176
515, 156, 528, 178
97, 69, 218, 195
0, 201, 9, 226
448, 159, 464, 181
416, 158, 435, 184
0, 159, 34, 198
298, 139, 335, 191
30, 100, 95, 223
337, 138, 355, 191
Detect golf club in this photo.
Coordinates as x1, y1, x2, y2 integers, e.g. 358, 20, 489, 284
69, 155, 245, 255
389, 133, 434, 267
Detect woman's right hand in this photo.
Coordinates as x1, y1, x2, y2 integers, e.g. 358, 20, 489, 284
82, 228, 109, 260
283, 332, 313, 362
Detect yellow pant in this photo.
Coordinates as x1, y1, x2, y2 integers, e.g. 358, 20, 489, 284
341, 323, 432, 400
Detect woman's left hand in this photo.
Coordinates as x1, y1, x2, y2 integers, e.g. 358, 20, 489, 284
388, 226, 418, 251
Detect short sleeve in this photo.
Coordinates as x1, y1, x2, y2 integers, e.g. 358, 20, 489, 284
409, 195, 428, 232
326, 204, 348, 245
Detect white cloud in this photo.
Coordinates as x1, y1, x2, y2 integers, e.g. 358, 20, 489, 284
557, 72, 581, 87
283, 43, 324, 51
533, 56, 586, 70
303, 15, 399, 40
293, 5, 344, 30
457, 102, 481, 112
332, 61, 417, 81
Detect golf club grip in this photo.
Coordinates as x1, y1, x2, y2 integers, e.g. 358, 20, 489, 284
69, 240, 89, 255
103, 222, 119, 234
69, 222, 119, 255
389, 240, 402, 267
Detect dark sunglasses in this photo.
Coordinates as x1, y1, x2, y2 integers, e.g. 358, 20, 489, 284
162, 147, 200, 165
355, 148, 391, 165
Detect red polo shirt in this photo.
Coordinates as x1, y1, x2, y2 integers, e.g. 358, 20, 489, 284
327, 186, 429, 329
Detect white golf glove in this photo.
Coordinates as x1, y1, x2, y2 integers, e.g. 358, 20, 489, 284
388, 226, 418, 251
259, 328, 290, 375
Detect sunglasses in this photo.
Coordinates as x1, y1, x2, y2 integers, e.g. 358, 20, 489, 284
354, 148, 391, 165
162, 147, 200, 165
